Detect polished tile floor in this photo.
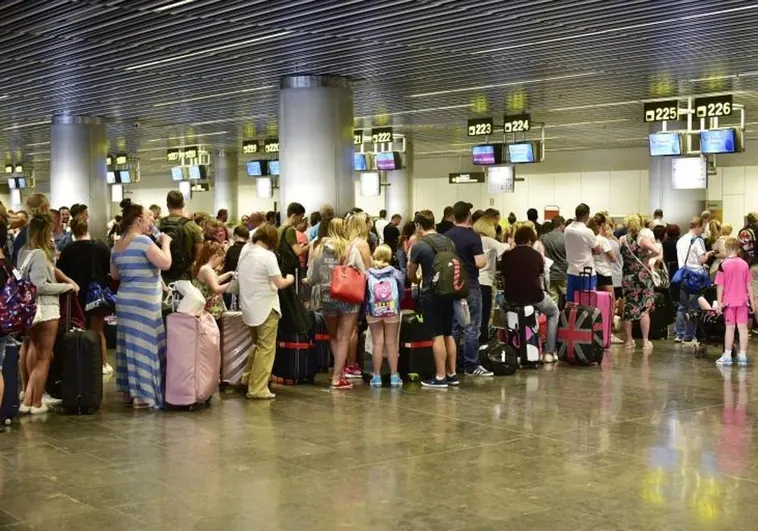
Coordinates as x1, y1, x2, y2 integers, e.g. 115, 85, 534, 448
0, 342, 757, 530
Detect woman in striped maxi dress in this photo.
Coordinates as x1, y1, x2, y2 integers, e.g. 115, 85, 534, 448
110, 199, 172, 408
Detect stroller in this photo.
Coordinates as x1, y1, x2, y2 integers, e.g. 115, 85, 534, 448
688, 309, 725, 358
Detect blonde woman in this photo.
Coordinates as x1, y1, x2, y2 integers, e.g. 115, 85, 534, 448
710, 223, 732, 278
619, 214, 660, 350
366, 245, 405, 387
18, 214, 77, 414
473, 214, 509, 345
307, 218, 359, 389
342, 212, 373, 378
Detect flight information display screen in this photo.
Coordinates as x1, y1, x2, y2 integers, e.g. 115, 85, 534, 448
375, 152, 399, 171
508, 143, 535, 164
354, 152, 368, 171
246, 161, 263, 176
267, 160, 280, 175
649, 132, 681, 156
472, 144, 500, 165
700, 129, 737, 154
171, 167, 184, 181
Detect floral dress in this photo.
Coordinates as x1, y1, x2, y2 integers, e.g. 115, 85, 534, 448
192, 278, 226, 319
620, 235, 655, 321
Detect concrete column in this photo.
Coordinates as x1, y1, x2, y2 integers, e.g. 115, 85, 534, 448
385, 139, 413, 222
279, 75, 353, 216
213, 149, 239, 220
649, 156, 706, 227
50, 113, 108, 239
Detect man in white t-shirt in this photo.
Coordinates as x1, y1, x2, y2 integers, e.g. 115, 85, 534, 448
564, 203, 604, 302
674, 216, 713, 343
374, 209, 389, 244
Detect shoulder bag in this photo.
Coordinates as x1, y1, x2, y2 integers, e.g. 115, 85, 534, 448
623, 237, 662, 288
671, 237, 711, 293
330, 243, 367, 305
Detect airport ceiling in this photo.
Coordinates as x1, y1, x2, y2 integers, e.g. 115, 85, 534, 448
2, 0, 758, 179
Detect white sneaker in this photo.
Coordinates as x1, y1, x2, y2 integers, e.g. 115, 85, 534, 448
716, 354, 733, 366
30, 404, 49, 415
543, 353, 555, 363
466, 365, 494, 377
19, 404, 31, 415
611, 335, 624, 345
102, 363, 114, 375
42, 394, 62, 407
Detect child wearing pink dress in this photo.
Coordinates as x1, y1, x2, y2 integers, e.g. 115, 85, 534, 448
715, 238, 756, 366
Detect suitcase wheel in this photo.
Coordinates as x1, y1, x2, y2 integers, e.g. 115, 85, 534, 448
205, 398, 212, 408
188, 404, 197, 412
2, 418, 10, 426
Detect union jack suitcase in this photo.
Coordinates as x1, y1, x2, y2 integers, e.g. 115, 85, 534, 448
557, 304, 604, 365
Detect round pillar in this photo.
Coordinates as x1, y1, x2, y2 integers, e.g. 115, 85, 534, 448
279, 75, 354, 216
50, 114, 108, 239
213, 150, 239, 221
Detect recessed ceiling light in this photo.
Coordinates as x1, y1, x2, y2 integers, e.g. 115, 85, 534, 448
409, 73, 598, 98
355, 104, 470, 120
152, 86, 274, 107
26, 141, 50, 147
154, 0, 195, 12
125, 32, 293, 70
472, 4, 758, 54
3, 120, 48, 131
189, 116, 259, 126
146, 131, 228, 143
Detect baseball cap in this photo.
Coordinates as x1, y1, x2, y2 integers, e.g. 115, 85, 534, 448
452, 201, 473, 222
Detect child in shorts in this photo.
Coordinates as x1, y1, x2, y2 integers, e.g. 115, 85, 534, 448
715, 238, 755, 366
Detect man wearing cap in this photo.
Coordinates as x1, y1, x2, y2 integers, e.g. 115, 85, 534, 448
445, 201, 493, 377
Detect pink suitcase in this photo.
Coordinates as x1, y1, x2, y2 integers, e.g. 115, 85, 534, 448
575, 290, 613, 349
165, 312, 221, 408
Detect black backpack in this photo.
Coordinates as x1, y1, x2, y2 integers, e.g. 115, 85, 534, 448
160, 217, 192, 282
422, 235, 469, 300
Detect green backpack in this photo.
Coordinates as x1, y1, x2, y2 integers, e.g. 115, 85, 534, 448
422, 235, 469, 300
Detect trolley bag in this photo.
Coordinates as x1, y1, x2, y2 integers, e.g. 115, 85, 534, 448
632, 292, 668, 340
272, 329, 317, 384
50, 294, 103, 414
1, 342, 20, 424
398, 312, 437, 381
311, 310, 332, 371
501, 302, 541, 367
557, 304, 604, 365
575, 267, 613, 349
220, 300, 253, 386
165, 312, 221, 408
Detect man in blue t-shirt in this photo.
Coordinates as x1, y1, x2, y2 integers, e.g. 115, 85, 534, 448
444, 201, 493, 377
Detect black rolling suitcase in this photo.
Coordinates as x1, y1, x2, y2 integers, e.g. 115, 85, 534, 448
1, 342, 20, 425
49, 295, 103, 414
310, 311, 332, 371
398, 312, 436, 381
272, 328, 318, 385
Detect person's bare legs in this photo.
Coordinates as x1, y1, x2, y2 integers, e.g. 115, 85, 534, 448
325, 315, 341, 382
369, 321, 385, 376
724, 323, 736, 353
88, 315, 107, 367
332, 313, 358, 385
640, 312, 652, 349
383, 320, 401, 375
20, 338, 30, 392
623, 320, 634, 348
738, 322, 749, 355
346, 327, 358, 368
444, 336, 457, 377
431, 336, 447, 380
25, 320, 58, 408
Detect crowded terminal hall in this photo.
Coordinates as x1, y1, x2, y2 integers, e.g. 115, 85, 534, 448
2, 1, 758, 528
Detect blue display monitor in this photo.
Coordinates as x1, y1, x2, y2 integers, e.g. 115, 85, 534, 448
117, 170, 132, 184
171, 167, 184, 181
700, 129, 737, 154
189, 165, 207, 180
507, 142, 536, 164
246, 161, 263, 177
106, 171, 117, 184
649, 132, 682, 156
267, 160, 280, 176
354, 152, 368, 171
375, 151, 401, 171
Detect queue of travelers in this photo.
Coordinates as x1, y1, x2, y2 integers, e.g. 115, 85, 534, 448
1, 190, 757, 426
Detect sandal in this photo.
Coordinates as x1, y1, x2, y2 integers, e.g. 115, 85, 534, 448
624, 341, 636, 349
132, 400, 153, 409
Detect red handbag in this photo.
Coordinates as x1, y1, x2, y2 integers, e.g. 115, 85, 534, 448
330, 265, 366, 305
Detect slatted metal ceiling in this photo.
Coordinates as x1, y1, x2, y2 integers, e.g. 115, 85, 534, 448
1, 0, 757, 179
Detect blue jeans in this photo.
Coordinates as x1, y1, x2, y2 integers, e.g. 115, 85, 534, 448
453, 288, 482, 372
675, 290, 699, 340
532, 294, 559, 354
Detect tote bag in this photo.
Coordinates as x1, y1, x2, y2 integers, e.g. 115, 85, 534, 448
330, 244, 366, 305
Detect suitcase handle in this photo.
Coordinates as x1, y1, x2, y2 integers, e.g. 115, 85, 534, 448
579, 266, 594, 294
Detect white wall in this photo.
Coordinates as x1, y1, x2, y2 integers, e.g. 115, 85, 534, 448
707, 166, 758, 231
